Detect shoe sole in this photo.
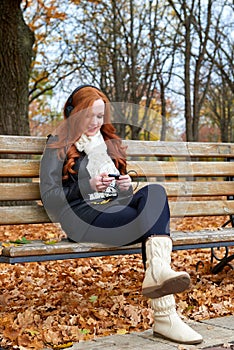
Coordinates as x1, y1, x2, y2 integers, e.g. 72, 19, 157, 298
153, 331, 203, 345
142, 274, 190, 298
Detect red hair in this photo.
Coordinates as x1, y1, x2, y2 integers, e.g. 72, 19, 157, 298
48, 87, 127, 179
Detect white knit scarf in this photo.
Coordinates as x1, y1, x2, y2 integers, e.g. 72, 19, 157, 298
75, 131, 119, 200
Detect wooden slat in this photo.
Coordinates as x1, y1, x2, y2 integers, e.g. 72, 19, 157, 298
0, 135, 234, 158
0, 135, 46, 154
0, 205, 50, 224
0, 181, 232, 201
136, 181, 234, 197
0, 183, 40, 201
127, 161, 234, 177
0, 180, 233, 202
124, 140, 234, 158
0, 159, 40, 177
171, 228, 234, 246
1, 199, 234, 225
1, 228, 233, 258
1, 159, 233, 178
170, 200, 234, 217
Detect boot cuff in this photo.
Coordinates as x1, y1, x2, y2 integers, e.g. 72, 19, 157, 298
151, 294, 176, 316
147, 236, 172, 250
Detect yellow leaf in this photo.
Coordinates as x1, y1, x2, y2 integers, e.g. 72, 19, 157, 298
2, 242, 20, 247
25, 329, 40, 336
43, 239, 59, 245
116, 329, 128, 335
53, 343, 73, 349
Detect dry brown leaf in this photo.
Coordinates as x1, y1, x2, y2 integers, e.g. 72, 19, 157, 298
0, 219, 233, 349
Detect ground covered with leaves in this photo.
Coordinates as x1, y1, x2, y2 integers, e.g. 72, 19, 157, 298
0, 217, 233, 349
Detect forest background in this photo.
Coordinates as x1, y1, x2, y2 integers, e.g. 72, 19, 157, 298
0, 0, 233, 142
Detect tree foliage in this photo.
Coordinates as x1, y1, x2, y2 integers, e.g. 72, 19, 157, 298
0, 0, 233, 141
25, 0, 233, 141
203, 75, 233, 142
167, 0, 233, 141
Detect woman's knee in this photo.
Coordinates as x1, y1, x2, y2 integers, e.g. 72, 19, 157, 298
140, 184, 167, 198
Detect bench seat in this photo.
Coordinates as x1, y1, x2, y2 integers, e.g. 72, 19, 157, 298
0, 228, 233, 264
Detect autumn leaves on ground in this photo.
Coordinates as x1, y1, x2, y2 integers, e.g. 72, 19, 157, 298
0, 217, 233, 350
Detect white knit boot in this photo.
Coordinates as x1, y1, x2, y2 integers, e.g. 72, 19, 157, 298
151, 295, 203, 344
142, 236, 190, 298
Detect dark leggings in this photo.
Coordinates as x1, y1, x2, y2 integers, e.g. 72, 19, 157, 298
85, 184, 170, 267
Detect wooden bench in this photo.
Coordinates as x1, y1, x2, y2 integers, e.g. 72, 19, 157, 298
0, 135, 233, 273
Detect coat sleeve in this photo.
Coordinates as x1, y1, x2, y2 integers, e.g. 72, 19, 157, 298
39, 141, 92, 221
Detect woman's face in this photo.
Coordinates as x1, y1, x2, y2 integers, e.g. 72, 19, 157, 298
84, 99, 105, 136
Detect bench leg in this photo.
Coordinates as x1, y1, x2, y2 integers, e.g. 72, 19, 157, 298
211, 247, 234, 274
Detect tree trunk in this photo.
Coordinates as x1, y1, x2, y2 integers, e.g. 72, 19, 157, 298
0, 1, 35, 206
131, 124, 141, 140
184, 15, 193, 141
0, 0, 34, 136
160, 82, 167, 141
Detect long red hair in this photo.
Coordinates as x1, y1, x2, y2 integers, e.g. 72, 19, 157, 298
48, 86, 127, 179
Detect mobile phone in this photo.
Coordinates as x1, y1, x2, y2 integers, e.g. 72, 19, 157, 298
108, 174, 120, 180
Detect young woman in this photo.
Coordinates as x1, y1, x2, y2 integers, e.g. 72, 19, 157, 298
40, 85, 203, 345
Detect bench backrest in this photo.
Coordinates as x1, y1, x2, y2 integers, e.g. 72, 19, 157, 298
0, 135, 234, 226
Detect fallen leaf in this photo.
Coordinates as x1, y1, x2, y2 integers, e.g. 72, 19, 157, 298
116, 329, 128, 335
0, 220, 233, 349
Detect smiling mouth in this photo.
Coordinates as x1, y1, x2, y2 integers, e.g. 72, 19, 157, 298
88, 127, 98, 132
85, 128, 99, 135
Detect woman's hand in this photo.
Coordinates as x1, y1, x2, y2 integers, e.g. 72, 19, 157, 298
89, 172, 113, 192
116, 174, 132, 192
